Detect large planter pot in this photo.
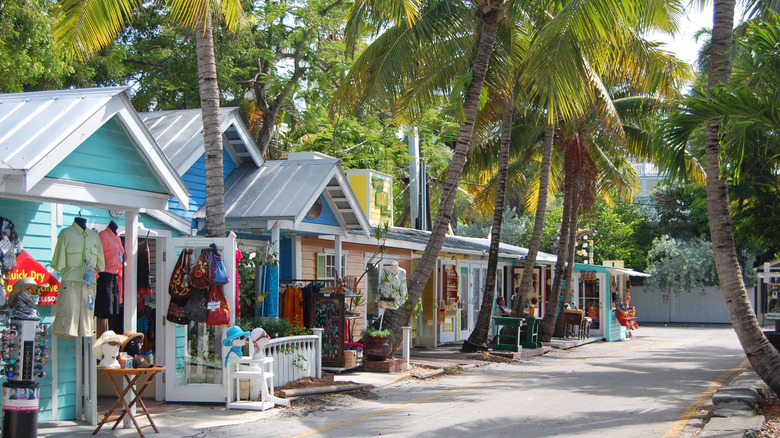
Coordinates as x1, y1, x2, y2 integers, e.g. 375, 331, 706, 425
363, 336, 392, 361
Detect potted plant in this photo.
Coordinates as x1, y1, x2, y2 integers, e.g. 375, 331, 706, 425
361, 327, 394, 361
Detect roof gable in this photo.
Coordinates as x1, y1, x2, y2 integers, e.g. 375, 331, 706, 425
140, 107, 263, 174
205, 158, 370, 236
0, 87, 188, 210
47, 118, 168, 194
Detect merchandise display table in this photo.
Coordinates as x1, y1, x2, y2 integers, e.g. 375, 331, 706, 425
93, 366, 165, 438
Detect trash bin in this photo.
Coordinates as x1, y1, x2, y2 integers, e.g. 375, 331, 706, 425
2, 381, 39, 438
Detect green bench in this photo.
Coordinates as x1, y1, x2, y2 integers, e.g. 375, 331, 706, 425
492, 316, 543, 352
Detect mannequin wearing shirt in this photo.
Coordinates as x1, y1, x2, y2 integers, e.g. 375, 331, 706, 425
51, 217, 105, 339
379, 260, 407, 309
96, 220, 124, 338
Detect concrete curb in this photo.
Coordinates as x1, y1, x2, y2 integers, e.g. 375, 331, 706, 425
699, 367, 767, 437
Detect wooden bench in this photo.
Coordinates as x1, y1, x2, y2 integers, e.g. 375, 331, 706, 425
492, 316, 543, 351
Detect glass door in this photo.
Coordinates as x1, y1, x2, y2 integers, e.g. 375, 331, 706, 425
579, 271, 601, 331
438, 262, 458, 344
160, 237, 235, 402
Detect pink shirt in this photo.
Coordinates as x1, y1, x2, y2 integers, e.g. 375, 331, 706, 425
99, 227, 124, 275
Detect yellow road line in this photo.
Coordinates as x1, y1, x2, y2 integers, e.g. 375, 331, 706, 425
662, 358, 750, 438
288, 341, 657, 438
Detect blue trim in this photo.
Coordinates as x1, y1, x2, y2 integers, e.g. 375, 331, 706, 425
302, 194, 339, 227
168, 152, 236, 223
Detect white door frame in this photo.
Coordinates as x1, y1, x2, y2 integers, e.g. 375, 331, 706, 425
438, 260, 458, 344
159, 237, 236, 403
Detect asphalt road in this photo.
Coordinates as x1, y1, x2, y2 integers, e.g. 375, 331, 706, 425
194, 325, 747, 438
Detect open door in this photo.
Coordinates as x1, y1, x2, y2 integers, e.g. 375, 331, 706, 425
159, 237, 236, 403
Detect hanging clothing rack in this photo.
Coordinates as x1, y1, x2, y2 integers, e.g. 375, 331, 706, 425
279, 279, 334, 284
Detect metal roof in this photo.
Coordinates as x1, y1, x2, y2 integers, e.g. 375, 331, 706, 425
0, 87, 188, 210
606, 267, 651, 277
346, 226, 558, 263
196, 157, 370, 235
140, 108, 263, 173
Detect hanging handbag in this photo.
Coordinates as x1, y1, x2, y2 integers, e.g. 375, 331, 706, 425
166, 296, 190, 325
208, 243, 229, 285
168, 248, 193, 298
185, 287, 209, 323
189, 248, 211, 289
206, 284, 230, 326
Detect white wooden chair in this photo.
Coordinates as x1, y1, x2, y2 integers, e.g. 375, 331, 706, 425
225, 356, 290, 410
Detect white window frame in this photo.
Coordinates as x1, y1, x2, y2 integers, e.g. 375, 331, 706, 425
316, 250, 348, 280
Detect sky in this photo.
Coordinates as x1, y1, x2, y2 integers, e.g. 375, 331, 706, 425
651, 5, 714, 66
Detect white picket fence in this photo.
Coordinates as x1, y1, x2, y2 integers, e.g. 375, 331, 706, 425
262, 328, 323, 387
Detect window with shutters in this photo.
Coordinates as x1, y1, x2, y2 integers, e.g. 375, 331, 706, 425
316, 251, 347, 280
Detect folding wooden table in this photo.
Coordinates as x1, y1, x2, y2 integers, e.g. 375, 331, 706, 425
93, 366, 165, 437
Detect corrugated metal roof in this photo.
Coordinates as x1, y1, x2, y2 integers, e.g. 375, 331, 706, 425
140, 108, 263, 173
352, 227, 557, 263
0, 87, 188, 210
210, 158, 370, 234
1, 88, 120, 172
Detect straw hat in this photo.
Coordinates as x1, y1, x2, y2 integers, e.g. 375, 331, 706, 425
93, 330, 122, 360
222, 326, 250, 347
120, 331, 144, 352
9, 277, 43, 308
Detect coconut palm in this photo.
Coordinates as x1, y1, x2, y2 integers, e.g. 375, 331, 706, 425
665, 10, 780, 394
52, 0, 247, 237
336, 0, 507, 346
336, 0, 687, 346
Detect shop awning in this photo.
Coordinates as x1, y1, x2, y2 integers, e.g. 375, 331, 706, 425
606, 267, 651, 277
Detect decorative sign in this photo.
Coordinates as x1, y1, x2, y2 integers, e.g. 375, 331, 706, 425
4, 251, 60, 305
371, 177, 393, 224
2, 386, 39, 411
311, 294, 344, 366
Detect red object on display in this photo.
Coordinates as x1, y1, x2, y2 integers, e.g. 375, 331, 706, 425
206, 285, 230, 326
4, 251, 61, 305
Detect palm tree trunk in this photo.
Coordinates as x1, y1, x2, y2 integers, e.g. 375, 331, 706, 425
195, 14, 227, 238
463, 97, 514, 352
705, 0, 780, 394
381, 6, 502, 347
512, 123, 554, 317
555, 187, 580, 337
539, 141, 575, 341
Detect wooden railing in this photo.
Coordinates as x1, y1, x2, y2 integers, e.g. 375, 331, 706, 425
262, 328, 322, 387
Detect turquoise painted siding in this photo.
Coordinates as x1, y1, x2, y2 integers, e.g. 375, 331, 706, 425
46, 118, 168, 195
168, 152, 237, 222
0, 199, 59, 420
175, 325, 186, 385
55, 337, 77, 420
302, 194, 339, 227
138, 213, 182, 236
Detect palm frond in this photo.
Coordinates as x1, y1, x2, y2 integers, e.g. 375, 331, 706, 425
53, 0, 139, 61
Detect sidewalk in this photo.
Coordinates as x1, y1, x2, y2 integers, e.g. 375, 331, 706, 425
39, 337, 764, 437
37, 342, 536, 437
698, 366, 767, 437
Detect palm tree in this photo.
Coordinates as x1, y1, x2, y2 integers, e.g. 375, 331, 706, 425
52, 0, 246, 237
463, 97, 515, 351
665, 10, 780, 394
337, 0, 686, 346
337, 0, 507, 346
